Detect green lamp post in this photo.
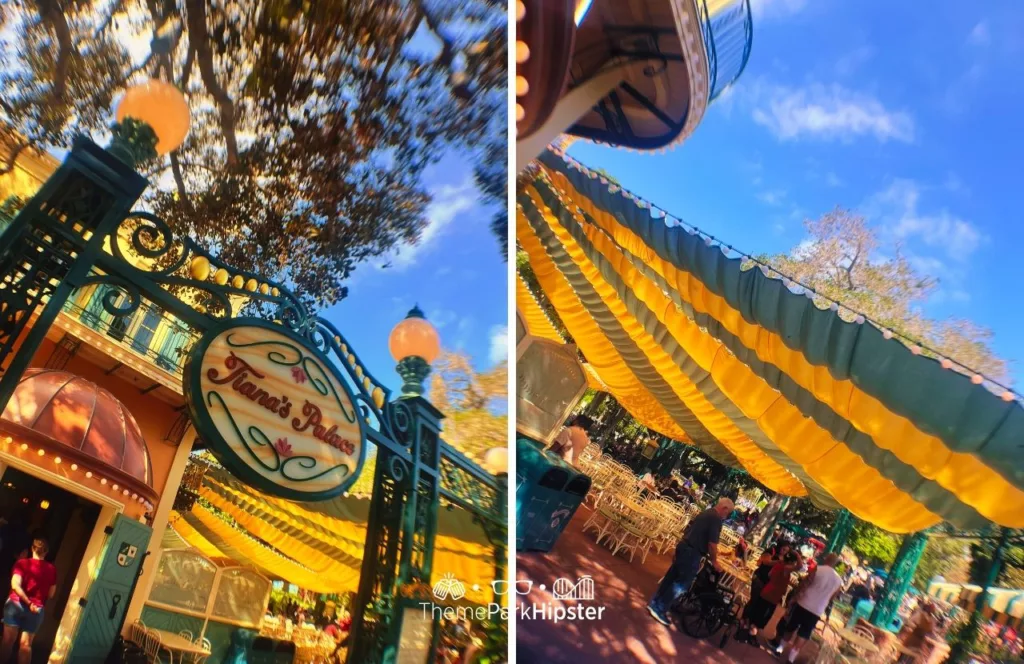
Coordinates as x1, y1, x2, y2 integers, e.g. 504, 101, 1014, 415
389, 305, 441, 397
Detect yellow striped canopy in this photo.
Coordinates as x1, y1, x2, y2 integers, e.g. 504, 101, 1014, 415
517, 151, 1024, 533
168, 464, 497, 603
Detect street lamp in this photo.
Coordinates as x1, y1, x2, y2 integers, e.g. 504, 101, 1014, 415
115, 79, 190, 155
483, 446, 509, 476
388, 305, 440, 397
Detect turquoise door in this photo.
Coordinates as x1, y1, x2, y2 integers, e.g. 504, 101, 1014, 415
67, 515, 152, 664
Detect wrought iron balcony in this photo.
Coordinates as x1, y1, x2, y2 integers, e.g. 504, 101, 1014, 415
60, 288, 199, 375
699, 0, 754, 101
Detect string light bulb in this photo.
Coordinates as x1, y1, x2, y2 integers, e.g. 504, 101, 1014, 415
70, 464, 78, 471
971, 375, 984, 385
100, 478, 107, 485
54, 457, 61, 464
85, 471, 92, 479
20, 443, 27, 451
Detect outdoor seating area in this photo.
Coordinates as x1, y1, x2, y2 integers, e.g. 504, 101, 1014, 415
126, 620, 212, 664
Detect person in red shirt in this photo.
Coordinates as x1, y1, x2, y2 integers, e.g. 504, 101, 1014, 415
745, 550, 802, 635
323, 609, 352, 663
2, 537, 57, 664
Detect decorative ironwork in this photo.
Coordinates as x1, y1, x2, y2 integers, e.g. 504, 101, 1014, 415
439, 444, 501, 523
62, 294, 200, 374
44, 334, 82, 370
163, 409, 192, 446
0, 139, 149, 413
349, 450, 409, 663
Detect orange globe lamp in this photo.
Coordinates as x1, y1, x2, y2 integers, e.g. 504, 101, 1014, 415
389, 306, 441, 396
483, 447, 509, 475
115, 79, 191, 155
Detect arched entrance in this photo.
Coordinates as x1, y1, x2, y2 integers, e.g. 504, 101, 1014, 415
0, 136, 506, 662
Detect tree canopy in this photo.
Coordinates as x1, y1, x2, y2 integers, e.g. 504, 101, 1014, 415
761, 207, 1009, 382
0, 0, 506, 308
428, 349, 507, 464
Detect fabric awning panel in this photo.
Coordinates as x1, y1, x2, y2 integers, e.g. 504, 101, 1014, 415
516, 150, 1024, 533
168, 465, 497, 604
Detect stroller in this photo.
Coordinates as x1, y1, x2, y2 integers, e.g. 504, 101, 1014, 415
669, 562, 742, 647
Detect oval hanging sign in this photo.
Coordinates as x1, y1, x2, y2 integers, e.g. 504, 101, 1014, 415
184, 318, 366, 501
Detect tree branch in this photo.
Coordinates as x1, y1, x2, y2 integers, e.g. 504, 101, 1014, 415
0, 140, 30, 176
178, 42, 195, 89
185, 0, 238, 164
170, 152, 194, 211
39, 0, 75, 101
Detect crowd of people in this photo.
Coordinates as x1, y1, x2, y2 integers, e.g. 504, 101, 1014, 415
643, 496, 959, 662
263, 598, 352, 662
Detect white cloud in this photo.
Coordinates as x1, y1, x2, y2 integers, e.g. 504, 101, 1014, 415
867, 179, 986, 262
968, 21, 990, 46
488, 325, 508, 365
751, 83, 915, 143
428, 308, 458, 329
757, 189, 787, 206
825, 172, 843, 187
386, 177, 477, 269
749, 0, 808, 19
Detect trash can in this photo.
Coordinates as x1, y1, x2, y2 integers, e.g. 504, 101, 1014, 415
516, 435, 591, 553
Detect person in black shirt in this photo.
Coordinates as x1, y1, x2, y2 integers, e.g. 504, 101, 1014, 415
647, 497, 734, 625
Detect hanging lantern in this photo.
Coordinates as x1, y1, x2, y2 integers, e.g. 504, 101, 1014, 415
115, 79, 191, 155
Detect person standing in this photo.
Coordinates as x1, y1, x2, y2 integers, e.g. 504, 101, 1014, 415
324, 609, 352, 663
744, 550, 802, 639
897, 601, 936, 663
778, 553, 845, 663
1, 537, 57, 664
549, 415, 594, 466
647, 497, 734, 625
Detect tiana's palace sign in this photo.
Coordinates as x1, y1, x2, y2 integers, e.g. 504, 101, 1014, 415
184, 319, 366, 500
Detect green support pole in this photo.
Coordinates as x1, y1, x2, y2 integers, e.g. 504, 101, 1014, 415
826, 509, 855, 556
975, 527, 1009, 623
348, 390, 445, 664
492, 475, 509, 605
946, 527, 1009, 664
0, 138, 148, 413
870, 530, 930, 629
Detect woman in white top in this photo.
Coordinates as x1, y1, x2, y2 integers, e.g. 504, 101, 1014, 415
778, 553, 845, 663
549, 415, 594, 466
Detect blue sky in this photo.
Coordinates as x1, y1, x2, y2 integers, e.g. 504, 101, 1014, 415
323, 151, 507, 396
568, 0, 1024, 383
